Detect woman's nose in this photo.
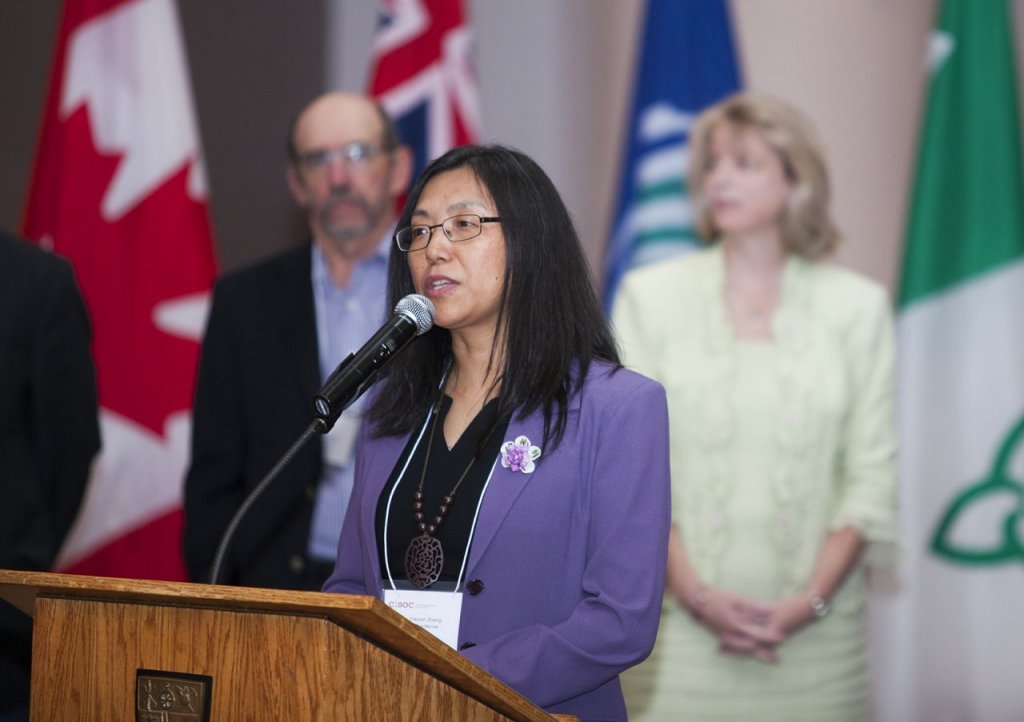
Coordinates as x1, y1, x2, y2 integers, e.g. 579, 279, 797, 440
707, 162, 733, 188
423, 229, 451, 261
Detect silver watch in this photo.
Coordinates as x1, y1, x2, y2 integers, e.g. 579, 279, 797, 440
808, 592, 831, 618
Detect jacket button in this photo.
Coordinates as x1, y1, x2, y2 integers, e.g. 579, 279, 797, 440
467, 579, 484, 596
305, 485, 317, 501
289, 555, 305, 574
459, 642, 476, 650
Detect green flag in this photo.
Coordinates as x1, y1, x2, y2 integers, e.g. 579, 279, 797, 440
900, 0, 1024, 306
871, 1, 1024, 719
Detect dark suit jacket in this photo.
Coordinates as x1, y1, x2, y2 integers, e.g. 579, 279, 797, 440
0, 232, 100, 567
0, 232, 100, 710
183, 244, 325, 590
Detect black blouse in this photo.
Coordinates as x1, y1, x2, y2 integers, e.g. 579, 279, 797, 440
374, 395, 509, 588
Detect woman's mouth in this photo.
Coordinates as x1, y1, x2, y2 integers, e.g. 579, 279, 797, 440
424, 277, 457, 296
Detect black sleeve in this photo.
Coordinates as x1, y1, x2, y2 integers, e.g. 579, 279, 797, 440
182, 280, 247, 583
30, 258, 101, 551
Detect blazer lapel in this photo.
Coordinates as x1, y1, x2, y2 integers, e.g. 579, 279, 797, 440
465, 411, 548, 571
465, 374, 590, 573
363, 369, 594, 584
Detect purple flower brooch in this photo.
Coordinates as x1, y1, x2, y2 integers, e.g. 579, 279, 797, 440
500, 435, 542, 474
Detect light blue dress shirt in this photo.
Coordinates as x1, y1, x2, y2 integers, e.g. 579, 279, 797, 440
307, 235, 390, 561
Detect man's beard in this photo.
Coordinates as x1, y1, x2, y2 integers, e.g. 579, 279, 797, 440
316, 189, 384, 241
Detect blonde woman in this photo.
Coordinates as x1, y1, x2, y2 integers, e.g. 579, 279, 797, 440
613, 93, 896, 721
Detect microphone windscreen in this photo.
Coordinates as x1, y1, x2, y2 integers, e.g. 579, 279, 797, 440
395, 294, 435, 335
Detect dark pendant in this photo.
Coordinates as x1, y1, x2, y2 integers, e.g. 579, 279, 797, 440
405, 533, 444, 589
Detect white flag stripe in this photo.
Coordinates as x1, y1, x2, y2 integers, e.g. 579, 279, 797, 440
637, 144, 687, 186
898, 260, 1024, 483
152, 291, 211, 342
638, 101, 695, 140
631, 242, 696, 269
442, 25, 482, 136
871, 258, 1024, 722
58, 410, 192, 567
634, 196, 693, 229
370, 0, 428, 54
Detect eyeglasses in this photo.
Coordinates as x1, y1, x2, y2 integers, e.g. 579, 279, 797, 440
296, 141, 390, 174
394, 214, 502, 252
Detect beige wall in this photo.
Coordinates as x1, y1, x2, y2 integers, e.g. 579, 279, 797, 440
733, 1, 934, 291
737, 0, 1024, 290
2, 1, 1022, 285
330, 0, 1024, 295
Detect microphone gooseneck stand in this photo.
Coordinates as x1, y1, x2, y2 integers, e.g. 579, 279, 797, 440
207, 293, 436, 585
207, 419, 323, 585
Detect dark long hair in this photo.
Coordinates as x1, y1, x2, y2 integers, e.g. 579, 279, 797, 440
368, 144, 620, 450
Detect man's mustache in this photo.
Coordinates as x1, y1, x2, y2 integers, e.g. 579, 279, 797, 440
325, 188, 368, 210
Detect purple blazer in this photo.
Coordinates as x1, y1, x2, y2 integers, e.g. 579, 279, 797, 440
324, 362, 670, 721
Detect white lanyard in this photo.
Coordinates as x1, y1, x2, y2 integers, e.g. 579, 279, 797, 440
382, 399, 499, 594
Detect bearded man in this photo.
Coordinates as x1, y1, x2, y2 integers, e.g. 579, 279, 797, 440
184, 93, 411, 589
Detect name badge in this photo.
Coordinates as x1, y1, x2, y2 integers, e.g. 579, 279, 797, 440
323, 412, 359, 467
383, 589, 463, 649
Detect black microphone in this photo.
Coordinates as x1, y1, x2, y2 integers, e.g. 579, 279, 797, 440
312, 293, 435, 433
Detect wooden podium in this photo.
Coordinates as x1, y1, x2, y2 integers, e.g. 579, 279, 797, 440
0, 570, 578, 722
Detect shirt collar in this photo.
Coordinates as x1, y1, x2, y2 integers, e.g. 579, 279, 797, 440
311, 224, 394, 290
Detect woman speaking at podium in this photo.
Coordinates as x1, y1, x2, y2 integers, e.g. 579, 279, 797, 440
324, 144, 671, 721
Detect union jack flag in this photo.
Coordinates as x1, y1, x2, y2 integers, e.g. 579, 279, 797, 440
367, 0, 481, 180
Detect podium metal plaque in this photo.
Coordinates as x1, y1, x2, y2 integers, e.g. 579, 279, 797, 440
136, 669, 212, 722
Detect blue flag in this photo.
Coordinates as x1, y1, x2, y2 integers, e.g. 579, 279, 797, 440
603, 0, 741, 310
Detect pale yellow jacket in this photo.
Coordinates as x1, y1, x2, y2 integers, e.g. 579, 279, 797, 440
612, 245, 897, 597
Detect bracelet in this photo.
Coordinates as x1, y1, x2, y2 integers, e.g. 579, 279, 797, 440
807, 589, 831, 618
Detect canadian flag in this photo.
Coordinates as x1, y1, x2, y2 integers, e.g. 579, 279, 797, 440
22, 0, 217, 580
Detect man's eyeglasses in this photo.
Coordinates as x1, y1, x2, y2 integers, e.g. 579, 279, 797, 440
297, 141, 390, 173
394, 214, 502, 252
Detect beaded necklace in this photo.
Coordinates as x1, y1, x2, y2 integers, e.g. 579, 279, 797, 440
403, 388, 501, 589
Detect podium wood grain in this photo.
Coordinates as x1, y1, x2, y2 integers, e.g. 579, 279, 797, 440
0, 570, 580, 722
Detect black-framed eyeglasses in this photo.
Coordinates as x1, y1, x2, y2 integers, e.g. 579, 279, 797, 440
394, 214, 502, 252
297, 141, 391, 173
